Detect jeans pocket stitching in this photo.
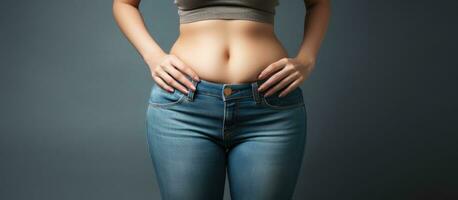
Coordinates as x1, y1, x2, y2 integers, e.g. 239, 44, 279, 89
148, 85, 187, 108
261, 91, 305, 110
148, 94, 187, 108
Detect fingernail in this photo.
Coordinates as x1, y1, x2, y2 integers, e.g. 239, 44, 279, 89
191, 85, 196, 90
258, 74, 264, 79
168, 88, 174, 92
194, 76, 200, 81
278, 93, 284, 98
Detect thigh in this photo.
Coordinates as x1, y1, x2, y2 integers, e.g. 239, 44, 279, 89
146, 103, 226, 200
227, 105, 307, 200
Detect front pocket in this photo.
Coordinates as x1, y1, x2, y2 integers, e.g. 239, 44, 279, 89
261, 86, 305, 110
148, 83, 186, 108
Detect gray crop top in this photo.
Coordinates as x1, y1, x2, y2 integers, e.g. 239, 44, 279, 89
173, 0, 279, 24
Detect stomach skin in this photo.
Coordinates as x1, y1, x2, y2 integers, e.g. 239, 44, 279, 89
169, 19, 289, 84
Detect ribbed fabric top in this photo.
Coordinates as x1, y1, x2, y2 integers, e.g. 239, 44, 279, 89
173, 0, 279, 24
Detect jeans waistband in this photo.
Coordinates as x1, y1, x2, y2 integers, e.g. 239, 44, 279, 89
185, 75, 268, 102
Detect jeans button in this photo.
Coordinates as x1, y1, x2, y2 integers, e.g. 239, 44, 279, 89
224, 87, 232, 96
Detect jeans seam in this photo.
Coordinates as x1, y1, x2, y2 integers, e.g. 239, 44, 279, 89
225, 95, 251, 100
222, 98, 227, 149
197, 92, 222, 98
148, 94, 187, 108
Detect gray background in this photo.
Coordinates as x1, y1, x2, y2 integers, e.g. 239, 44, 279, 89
1, 0, 457, 199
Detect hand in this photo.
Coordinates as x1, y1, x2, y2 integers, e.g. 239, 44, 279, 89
257, 57, 315, 97
145, 54, 200, 94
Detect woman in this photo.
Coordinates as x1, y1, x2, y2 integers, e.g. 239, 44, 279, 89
112, 0, 330, 199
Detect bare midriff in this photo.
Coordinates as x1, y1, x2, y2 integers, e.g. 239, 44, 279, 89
169, 19, 289, 84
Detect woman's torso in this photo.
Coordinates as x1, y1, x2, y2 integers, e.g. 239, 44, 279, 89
169, 19, 288, 84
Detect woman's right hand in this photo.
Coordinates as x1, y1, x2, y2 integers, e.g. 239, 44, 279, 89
145, 54, 200, 94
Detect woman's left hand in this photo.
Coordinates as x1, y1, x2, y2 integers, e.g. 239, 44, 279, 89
257, 57, 315, 97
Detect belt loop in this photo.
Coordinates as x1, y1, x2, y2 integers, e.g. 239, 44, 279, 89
251, 81, 261, 104
222, 84, 228, 102
187, 77, 198, 102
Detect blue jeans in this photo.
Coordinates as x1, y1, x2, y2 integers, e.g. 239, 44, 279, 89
145, 76, 307, 200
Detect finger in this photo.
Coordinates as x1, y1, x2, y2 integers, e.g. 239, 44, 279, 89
258, 58, 288, 80
163, 64, 196, 91
170, 55, 200, 81
157, 68, 189, 94
264, 72, 299, 97
278, 78, 302, 98
152, 75, 174, 92
258, 65, 294, 92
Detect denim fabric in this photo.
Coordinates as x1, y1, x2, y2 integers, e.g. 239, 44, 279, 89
145, 75, 307, 200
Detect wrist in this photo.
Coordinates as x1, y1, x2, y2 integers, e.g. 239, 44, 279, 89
142, 51, 167, 67
294, 54, 316, 66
